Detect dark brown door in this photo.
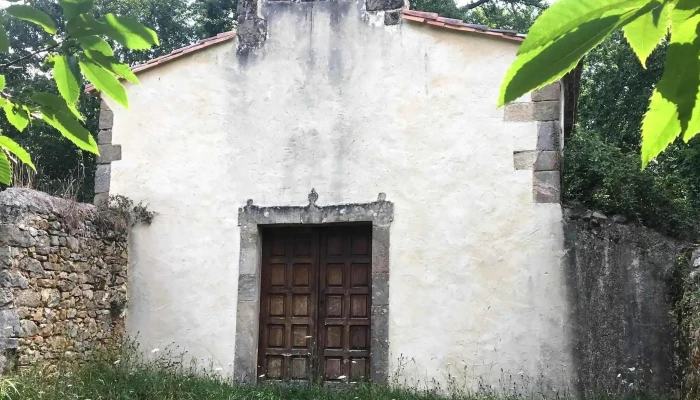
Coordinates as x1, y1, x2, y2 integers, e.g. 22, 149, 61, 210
257, 225, 372, 383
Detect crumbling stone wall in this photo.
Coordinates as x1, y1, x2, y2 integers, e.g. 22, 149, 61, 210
0, 189, 127, 371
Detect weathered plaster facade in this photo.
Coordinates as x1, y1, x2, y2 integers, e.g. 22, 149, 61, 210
103, 1, 573, 391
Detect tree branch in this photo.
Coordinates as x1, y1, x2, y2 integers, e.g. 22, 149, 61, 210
0, 43, 60, 70
465, 0, 493, 10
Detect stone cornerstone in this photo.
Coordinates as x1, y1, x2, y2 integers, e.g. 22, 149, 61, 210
0, 189, 127, 371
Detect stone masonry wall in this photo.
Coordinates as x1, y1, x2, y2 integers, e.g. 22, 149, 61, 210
0, 189, 127, 371
564, 209, 689, 397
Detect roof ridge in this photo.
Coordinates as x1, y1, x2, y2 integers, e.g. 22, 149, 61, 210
401, 9, 525, 42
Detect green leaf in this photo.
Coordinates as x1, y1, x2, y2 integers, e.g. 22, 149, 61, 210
58, 0, 94, 20
79, 57, 129, 108
0, 135, 35, 171
66, 14, 103, 38
78, 35, 114, 57
518, 0, 651, 55
3, 101, 30, 132
83, 51, 138, 84
0, 75, 6, 91
52, 55, 81, 105
6, 5, 57, 35
33, 92, 83, 121
0, 151, 11, 185
641, 91, 682, 167
0, 26, 9, 53
100, 14, 159, 50
640, 12, 700, 166
499, 2, 660, 106
39, 107, 98, 154
623, 1, 672, 67
80, 36, 137, 83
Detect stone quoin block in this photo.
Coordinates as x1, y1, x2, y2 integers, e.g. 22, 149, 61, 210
533, 171, 561, 203
532, 82, 561, 102
504, 102, 535, 122
98, 102, 113, 130
97, 145, 122, 165
97, 129, 113, 145
513, 150, 538, 170
94, 165, 111, 194
534, 151, 560, 171
533, 100, 561, 121
366, 0, 404, 12
537, 121, 561, 151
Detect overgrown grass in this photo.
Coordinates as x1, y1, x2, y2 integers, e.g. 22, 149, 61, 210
0, 344, 676, 400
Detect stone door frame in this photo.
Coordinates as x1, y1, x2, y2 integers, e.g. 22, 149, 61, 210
233, 191, 393, 384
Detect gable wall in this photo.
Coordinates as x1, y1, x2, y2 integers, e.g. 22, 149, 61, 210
104, 1, 573, 391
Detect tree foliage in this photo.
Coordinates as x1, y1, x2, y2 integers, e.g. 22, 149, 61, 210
565, 32, 700, 238
0, 0, 160, 189
500, 0, 700, 168
410, 0, 547, 33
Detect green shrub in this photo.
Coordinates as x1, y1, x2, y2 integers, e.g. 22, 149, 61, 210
563, 131, 700, 240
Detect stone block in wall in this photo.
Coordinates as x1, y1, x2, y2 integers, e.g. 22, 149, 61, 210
533, 100, 560, 121
95, 165, 111, 194
533, 171, 561, 203
385, 10, 401, 25
504, 102, 534, 122
0, 310, 19, 337
99, 102, 113, 130
514, 150, 560, 171
537, 121, 561, 151
505, 101, 560, 122
97, 145, 122, 164
532, 82, 561, 101
514, 150, 538, 170
97, 129, 113, 145
534, 151, 560, 171
366, 0, 404, 11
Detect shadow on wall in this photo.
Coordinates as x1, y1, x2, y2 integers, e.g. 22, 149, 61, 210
563, 208, 689, 398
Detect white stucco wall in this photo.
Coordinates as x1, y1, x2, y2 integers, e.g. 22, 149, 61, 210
106, 0, 573, 391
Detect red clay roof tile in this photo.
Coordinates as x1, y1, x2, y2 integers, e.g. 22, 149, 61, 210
402, 9, 525, 43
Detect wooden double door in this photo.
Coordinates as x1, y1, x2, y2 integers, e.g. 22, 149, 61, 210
257, 225, 372, 383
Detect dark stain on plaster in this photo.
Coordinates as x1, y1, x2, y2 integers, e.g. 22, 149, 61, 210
327, 1, 351, 87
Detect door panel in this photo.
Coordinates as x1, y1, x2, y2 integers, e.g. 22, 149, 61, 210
258, 228, 318, 382
318, 225, 372, 382
258, 225, 371, 383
